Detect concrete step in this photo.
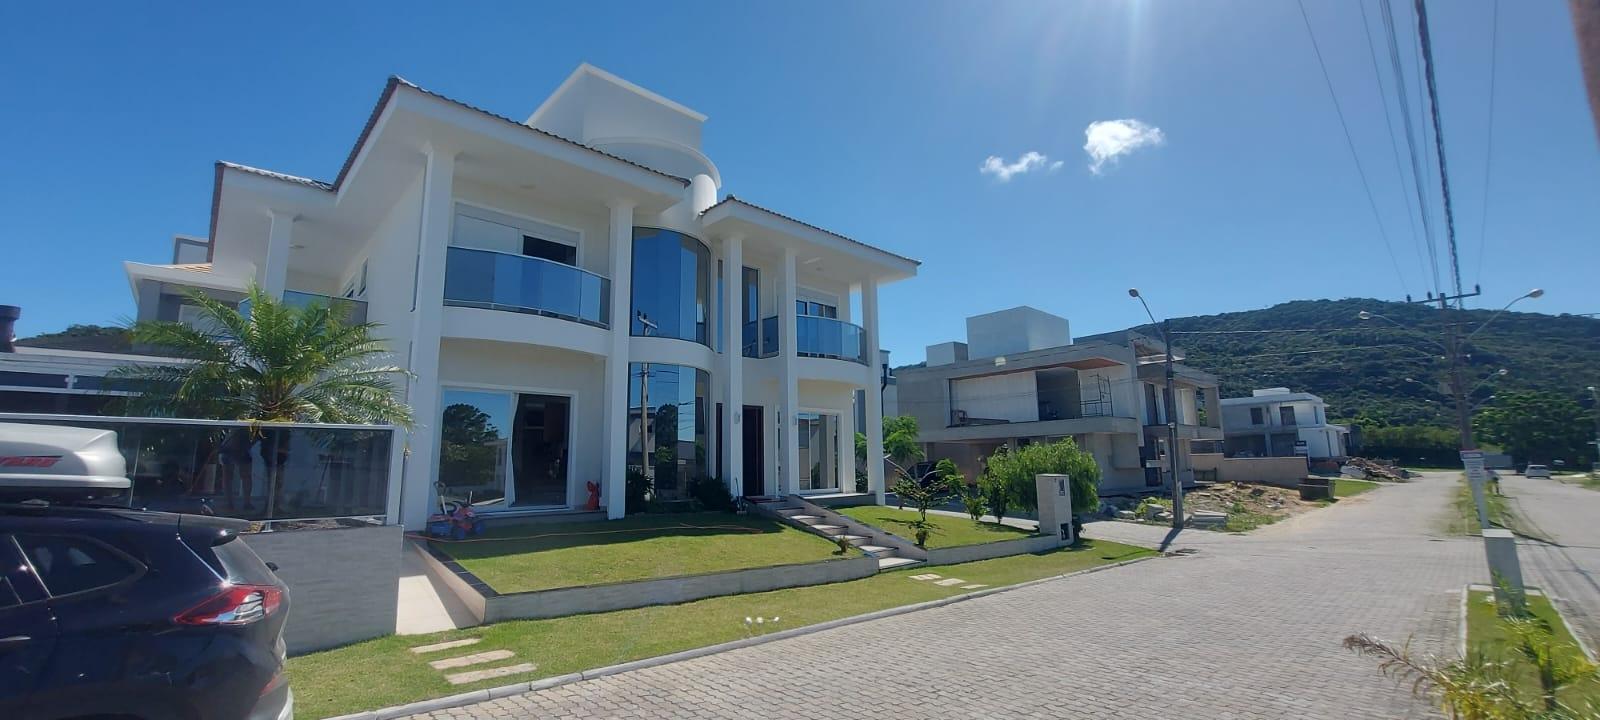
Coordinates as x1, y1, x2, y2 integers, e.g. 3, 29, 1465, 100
808, 524, 846, 535
877, 557, 924, 570
775, 507, 808, 516
787, 515, 824, 524
856, 545, 897, 557
834, 534, 870, 545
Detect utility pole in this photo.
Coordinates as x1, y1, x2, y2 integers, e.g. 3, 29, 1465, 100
1128, 288, 1183, 529
1163, 318, 1183, 528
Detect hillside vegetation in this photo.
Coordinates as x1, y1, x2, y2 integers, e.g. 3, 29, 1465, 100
1129, 299, 1600, 427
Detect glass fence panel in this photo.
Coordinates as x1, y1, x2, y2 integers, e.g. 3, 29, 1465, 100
0, 415, 395, 523
445, 246, 611, 328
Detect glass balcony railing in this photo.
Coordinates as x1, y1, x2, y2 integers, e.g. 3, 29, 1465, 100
443, 246, 611, 328
0, 413, 397, 525
239, 291, 369, 325
753, 315, 867, 364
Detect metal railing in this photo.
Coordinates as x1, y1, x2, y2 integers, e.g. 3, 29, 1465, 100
0, 413, 398, 526
443, 246, 611, 329
752, 315, 867, 364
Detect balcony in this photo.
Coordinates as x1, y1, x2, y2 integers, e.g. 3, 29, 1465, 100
749, 315, 866, 364
443, 246, 611, 329
241, 291, 368, 325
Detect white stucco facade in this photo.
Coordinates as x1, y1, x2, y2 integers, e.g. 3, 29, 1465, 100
1220, 388, 1349, 460
114, 65, 919, 529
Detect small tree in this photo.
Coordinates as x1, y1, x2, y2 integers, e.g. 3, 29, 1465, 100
981, 439, 1101, 518
938, 459, 985, 522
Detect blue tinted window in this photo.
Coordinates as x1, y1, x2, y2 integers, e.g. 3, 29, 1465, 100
630, 228, 711, 345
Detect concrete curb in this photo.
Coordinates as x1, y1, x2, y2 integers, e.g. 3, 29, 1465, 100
324, 553, 1159, 719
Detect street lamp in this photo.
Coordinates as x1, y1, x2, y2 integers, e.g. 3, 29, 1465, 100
1129, 288, 1183, 529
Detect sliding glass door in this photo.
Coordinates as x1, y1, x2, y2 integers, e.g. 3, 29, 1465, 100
437, 387, 572, 510
797, 412, 840, 493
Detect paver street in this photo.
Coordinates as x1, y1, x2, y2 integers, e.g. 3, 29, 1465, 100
407, 471, 1597, 720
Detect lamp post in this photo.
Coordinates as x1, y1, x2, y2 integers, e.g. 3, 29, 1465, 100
1129, 288, 1183, 529
636, 311, 658, 485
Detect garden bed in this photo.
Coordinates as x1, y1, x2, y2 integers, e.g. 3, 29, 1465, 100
1464, 588, 1599, 709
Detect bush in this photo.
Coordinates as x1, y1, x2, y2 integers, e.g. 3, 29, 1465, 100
625, 467, 652, 515
981, 439, 1101, 517
689, 474, 734, 512
979, 473, 1011, 524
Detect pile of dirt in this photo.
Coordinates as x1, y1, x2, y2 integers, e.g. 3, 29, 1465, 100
1183, 482, 1319, 521
1342, 457, 1410, 482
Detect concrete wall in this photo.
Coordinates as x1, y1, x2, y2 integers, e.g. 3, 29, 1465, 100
965, 307, 1070, 360
1192, 454, 1309, 488
924, 533, 1058, 566
483, 555, 877, 622
242, 524, 403, 655
950, 371, 1037, 423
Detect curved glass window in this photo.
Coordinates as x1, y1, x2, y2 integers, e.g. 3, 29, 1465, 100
627, 363, 710, 501
630, 228, 711, 345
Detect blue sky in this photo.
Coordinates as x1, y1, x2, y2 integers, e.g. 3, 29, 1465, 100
1, 0, 1595, 364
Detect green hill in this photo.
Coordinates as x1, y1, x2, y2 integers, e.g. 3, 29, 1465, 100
1129, 299, 1600, 427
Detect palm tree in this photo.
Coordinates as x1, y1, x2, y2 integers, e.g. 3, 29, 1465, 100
117, 286, 412, 426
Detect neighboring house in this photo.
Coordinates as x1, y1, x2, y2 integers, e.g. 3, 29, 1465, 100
1220, 388, 1349, 460
17, 64, 918, 530
895, 307, 1223, 495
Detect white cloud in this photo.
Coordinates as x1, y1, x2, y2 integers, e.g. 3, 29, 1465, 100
1082, 119, 1165, 174
979, 151, 1059, 182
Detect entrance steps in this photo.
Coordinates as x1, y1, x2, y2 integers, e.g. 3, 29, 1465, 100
766, 498, 926, 571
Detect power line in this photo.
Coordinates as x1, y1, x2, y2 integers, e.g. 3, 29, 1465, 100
1359, 0, 1428, 281
1295, 0, 1412, 296
1413, 0, 1467, 304
1381, 0, 1443, 296
1474, 0, 1501, 286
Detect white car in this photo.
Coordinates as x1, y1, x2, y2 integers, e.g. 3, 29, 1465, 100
1524, 464, 1551, 479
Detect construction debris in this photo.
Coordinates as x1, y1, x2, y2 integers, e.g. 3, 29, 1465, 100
1342, 457, 1410, 482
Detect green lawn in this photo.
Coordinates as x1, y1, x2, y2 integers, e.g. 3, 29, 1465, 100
1560, 473, 1600, 492
289, 539, 1155, 718
837, 505, 1035, 548
1334, 478, 1379, 497
1465, 590, 1600, 710
437, 512, 844, 594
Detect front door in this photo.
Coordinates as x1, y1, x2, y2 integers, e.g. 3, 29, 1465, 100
742, 405, 765, 496
512, 393, 570, 507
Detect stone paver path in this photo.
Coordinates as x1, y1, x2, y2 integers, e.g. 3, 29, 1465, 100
406, 472, 1532, 719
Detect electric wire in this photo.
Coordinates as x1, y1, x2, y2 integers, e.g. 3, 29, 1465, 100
1381, 0, 1444, 297
1295, 0, 1411, 296
1474, 0, 1500, 287
1359, 0, 1428, 282
1412, 0, 1467, 305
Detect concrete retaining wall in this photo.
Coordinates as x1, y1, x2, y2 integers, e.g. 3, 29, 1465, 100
1194, 454, 1308, 488
481, 555, 878, 622
924, 533, 1060, 566
242, 524, 403, 655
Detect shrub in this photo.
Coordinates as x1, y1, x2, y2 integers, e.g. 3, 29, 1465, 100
979, 473, 1011, 525
625, 467, 652, 515
981, 439, 1101, 518
689, 474, 734, 512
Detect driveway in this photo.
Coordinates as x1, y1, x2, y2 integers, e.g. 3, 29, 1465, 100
403, 472, 1522, 719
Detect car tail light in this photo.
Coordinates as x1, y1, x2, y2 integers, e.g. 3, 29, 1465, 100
175, 584, 283, 626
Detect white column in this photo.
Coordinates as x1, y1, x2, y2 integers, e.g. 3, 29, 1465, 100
399, 145, 455, 530
602, 200, 636, 518
721, 235, 744, 497
262, 209, 295, 298
779, 248, 800, 497
862, 276, 886, 503
839, 401, 857, 494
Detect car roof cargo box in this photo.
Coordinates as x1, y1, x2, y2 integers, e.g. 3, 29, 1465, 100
0, 422, 130, 495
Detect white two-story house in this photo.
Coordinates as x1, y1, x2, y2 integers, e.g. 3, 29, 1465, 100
1220, 388, 1349, 460
117, 64, 918, 529
896, 307, 1223, 495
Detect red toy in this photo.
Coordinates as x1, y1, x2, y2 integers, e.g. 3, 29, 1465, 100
584, 481, 601, 511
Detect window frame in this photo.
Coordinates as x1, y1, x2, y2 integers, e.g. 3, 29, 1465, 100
451, 202, 584, 269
